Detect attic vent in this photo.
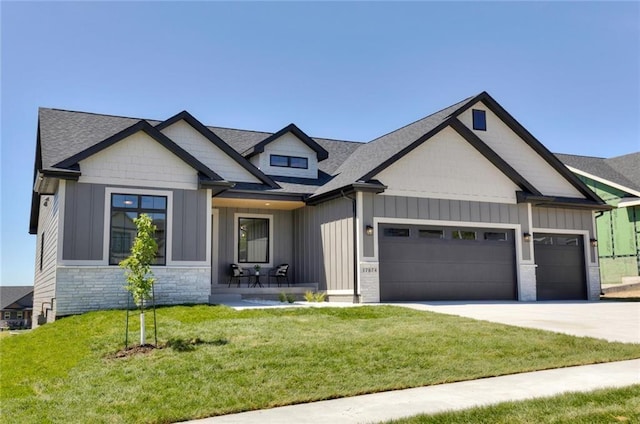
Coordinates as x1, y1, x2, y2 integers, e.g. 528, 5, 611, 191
472, 109, 487, 131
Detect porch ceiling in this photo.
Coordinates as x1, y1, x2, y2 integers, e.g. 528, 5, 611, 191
212, 197, 305, 210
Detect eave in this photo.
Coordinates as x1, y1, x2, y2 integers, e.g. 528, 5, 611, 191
516, 191, 613, 211
306, 181, 387, 206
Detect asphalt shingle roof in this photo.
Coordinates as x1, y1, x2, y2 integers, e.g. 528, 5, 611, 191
555, 153, 640, 194
0, 286, 33, 310
311, 95, 476, 197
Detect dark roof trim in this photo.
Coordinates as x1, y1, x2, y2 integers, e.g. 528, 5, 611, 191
306, 181, 387, 206
359, 118, 454, 182
242, 123, 329, 161
40, 168, 81, 179
156, 111, 280, 188
449, 119, 542, 195
463, 92, 603, 203
54, 120, 224, 181
516, 192, 612, 211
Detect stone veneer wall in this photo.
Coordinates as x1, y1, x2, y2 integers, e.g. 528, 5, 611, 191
55, 266, 210, 316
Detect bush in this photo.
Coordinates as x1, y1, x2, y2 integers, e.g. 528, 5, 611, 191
286, 293, 296, 303
304, 291, 326, 302
278, 292, 287, 303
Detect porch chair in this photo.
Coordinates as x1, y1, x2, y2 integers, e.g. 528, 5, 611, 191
228, 264, 250, 287
268, 264, 290, 287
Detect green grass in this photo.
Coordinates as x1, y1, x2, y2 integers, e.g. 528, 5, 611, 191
386, 385, 640, 423
2, 305, 639, 423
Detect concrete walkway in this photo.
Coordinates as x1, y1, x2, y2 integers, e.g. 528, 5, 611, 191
187, 359, 640, 424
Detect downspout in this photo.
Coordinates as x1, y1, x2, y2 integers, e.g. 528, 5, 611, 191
341, 189, 359, 303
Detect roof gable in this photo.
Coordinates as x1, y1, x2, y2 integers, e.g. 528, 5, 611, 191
53, 120, 223, 182
310, 92, 606, 208
242, 123, 329, 161
156, 111, 279, 188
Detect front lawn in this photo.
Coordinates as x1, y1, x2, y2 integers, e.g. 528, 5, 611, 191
387, 385, 640, 423
2, 305, 639, 423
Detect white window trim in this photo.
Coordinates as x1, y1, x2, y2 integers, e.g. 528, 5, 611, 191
233, 212, 274, 268
102, 187, 174, 266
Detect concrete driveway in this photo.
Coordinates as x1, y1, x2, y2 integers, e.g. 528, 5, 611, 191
397, 301, 640, 344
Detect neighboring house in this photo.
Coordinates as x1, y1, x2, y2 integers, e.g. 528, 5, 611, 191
0, 286, 33, 329
30, 91, 610, 326
556, 153, 640, 285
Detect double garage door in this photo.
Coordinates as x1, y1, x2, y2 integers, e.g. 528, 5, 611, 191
379, 224, 517, 301
378, 224, 587, 301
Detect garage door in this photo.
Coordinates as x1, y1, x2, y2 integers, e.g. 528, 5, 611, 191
534, 234, 586, 300
378, 224, 517, 301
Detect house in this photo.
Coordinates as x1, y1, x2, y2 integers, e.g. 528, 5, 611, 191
555, 153, 640, 285
30, 92, 610, 326
0, 286, 33, 329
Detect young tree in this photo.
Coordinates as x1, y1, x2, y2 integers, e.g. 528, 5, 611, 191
120, 214, 158, 346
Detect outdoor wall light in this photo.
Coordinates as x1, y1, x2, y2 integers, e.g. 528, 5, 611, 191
523, 232, 532, 242
365, 225, 374, 236
590, 238, 598, 247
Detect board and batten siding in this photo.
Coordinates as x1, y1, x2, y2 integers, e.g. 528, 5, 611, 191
361, 193, 532, 261
62, 182, 208, 263
293, 199, 354, 291
172, 189, 208, 262
33, 188, 61, 326
63, 181, 104, 261
215, 207, 294, 284
532, 207, 593, 231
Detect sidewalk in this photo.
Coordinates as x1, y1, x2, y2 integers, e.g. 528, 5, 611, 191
186, 359, 640, 424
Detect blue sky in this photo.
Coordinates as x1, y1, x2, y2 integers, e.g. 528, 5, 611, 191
1, 1, 639, 286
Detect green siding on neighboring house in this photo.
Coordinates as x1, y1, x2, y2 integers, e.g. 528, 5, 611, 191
576, 175, 640, 284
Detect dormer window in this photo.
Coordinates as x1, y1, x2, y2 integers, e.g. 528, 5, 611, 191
270, 154, 308, 169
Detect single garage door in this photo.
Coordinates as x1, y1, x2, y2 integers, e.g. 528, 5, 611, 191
534, 234, 587, 300
378, 224, 517, 301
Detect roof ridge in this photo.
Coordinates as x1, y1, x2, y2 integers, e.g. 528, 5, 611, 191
40, 107, 159, 123
555, 152, 606, 160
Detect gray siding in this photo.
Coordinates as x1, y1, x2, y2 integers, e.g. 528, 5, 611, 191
293, 199, 354, 291
172, 190, 208, 261
532, 207, 594, 232
215, 208, 294, 284
62, 182, 208, 263
363, 194, 522, 258
63, 182, 104, 260
33, 190, 60, 326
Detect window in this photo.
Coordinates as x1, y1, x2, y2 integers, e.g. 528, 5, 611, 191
109, 194, 167, 265
3, 311, 10, 320
16, 312, 23, 319
472, 109, 486, 131
419, 229, 444, 239
484, 232, 508, 241
270, 154, 308, 169
238, 217, 270, 263
453, 230, 477, 240
383, 228, 410, 237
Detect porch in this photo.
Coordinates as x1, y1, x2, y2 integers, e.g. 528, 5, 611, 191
210, 283, 319, 304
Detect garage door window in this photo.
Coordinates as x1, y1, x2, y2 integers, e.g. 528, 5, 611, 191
453, 230, 476, 240
484, 232, 508, 241
383, 228, 410, 237
419, 229, 444, 239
